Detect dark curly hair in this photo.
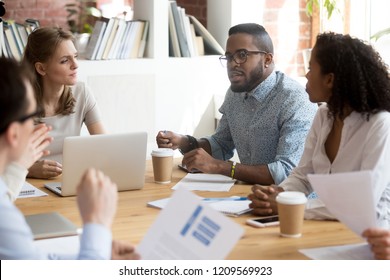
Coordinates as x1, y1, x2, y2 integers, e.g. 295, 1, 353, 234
314, 32, 390, 119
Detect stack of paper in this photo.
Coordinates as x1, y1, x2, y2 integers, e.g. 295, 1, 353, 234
172, 173, 235, 192
148, 196, 251, 217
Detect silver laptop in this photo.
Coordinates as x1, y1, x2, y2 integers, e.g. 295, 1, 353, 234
45, 132, 147, 196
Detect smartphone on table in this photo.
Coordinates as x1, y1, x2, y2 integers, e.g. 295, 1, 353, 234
178, 163, 202, 173
246, 215, 279, 228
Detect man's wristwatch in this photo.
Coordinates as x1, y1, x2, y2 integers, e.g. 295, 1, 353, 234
179, 135, 199, 155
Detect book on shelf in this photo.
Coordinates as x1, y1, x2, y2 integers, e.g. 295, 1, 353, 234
190, 23, 204, 56
84, 19, 107, 60
188, 15, 224, 55
84, 18, 149, 60
117, 20, 135, 59
120, 20, 145, 59
167, 1, 223, 57
3, 22, 21, 60
107, 18, 126, 59
180, 8, 195, 57
101, 18, 120, 60
0, 21, 8, 57
25, 18, 40, 31
95, 17, 116, 60
168, 1, 181, 57
15, 22, 28, 47
129, 20, 145, 58
5, 20, 24, 56
169, 1, 190, 57
1, 19, 40, 60
137, 20, 149, 58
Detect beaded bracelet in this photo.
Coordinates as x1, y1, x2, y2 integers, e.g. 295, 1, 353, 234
231, 161, 237, 179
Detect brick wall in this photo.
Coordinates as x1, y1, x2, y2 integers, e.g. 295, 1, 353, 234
3, 0, 70, 29
2, 0, 311, 75
176, 0, 207, 27
262, 0, 312, 76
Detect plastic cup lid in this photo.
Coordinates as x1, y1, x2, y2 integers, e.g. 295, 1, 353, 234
276, 191, 307, 205
151, 148, 174, 157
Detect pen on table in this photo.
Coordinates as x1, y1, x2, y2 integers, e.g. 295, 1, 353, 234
202, 197, 248, 201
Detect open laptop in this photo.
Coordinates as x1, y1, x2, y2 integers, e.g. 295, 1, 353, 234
45, 132, 147, 196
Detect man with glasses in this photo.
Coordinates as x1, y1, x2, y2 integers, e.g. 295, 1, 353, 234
156, 23, 317, 185
0, 109, 54, 201
0, 57, 139, 260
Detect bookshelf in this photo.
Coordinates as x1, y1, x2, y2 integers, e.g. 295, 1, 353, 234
77, 0, 230, 154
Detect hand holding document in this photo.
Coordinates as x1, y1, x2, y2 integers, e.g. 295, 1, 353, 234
172, 173, 235, 192
303, 171, 377, 260
138, 188, 244, 259
307, 170, 377, 236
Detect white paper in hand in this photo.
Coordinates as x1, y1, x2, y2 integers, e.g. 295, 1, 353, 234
138, 188, 244, 259
307, 170, 377, 236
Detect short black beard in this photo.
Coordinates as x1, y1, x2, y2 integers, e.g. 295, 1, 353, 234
230, 64, 264, 93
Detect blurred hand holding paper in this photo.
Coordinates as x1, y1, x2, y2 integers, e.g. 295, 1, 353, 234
138, 188, 244, 259
307, 170, 377, 236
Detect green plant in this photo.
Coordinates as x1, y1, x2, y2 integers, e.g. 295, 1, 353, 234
371, 27, 390, 41
66, 0, 101, 34
305, 0, 339, 19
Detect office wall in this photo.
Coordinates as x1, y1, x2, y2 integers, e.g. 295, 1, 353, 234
4, 0, 311, 76
3, 0, 69, 28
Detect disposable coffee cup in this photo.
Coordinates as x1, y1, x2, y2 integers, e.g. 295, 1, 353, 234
276, 191, 307, 238
151, 148, 174, 184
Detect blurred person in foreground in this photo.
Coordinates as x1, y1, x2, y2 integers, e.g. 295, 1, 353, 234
0, 57, 139, 260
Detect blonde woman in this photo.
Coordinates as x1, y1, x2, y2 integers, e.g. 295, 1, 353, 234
24, 27, 105, 179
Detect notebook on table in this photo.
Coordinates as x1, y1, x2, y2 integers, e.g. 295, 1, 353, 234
44, 132, 147, 197
24, 212, 78, 240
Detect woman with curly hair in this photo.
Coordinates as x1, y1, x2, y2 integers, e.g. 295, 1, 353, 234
248, 32, 390, 235
23, 27, 105, 179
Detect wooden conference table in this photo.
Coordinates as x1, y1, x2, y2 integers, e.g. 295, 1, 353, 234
16, 159, 364, 260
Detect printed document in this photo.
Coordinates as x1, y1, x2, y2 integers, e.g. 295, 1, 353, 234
34, 235, 80, 258
307, 170, 377, 236
138, 188, 244, 259
299, 243, 373, 260
147, 196, 251, 217
18, 181, 48, 198
172, 173, 235, 192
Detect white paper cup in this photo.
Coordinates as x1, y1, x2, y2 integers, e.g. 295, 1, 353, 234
151, 148, 174, 184
276, 191, 307, 238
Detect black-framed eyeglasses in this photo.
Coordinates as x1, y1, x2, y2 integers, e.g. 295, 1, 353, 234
0, 108, 42, 134
219, 49, 268, 67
